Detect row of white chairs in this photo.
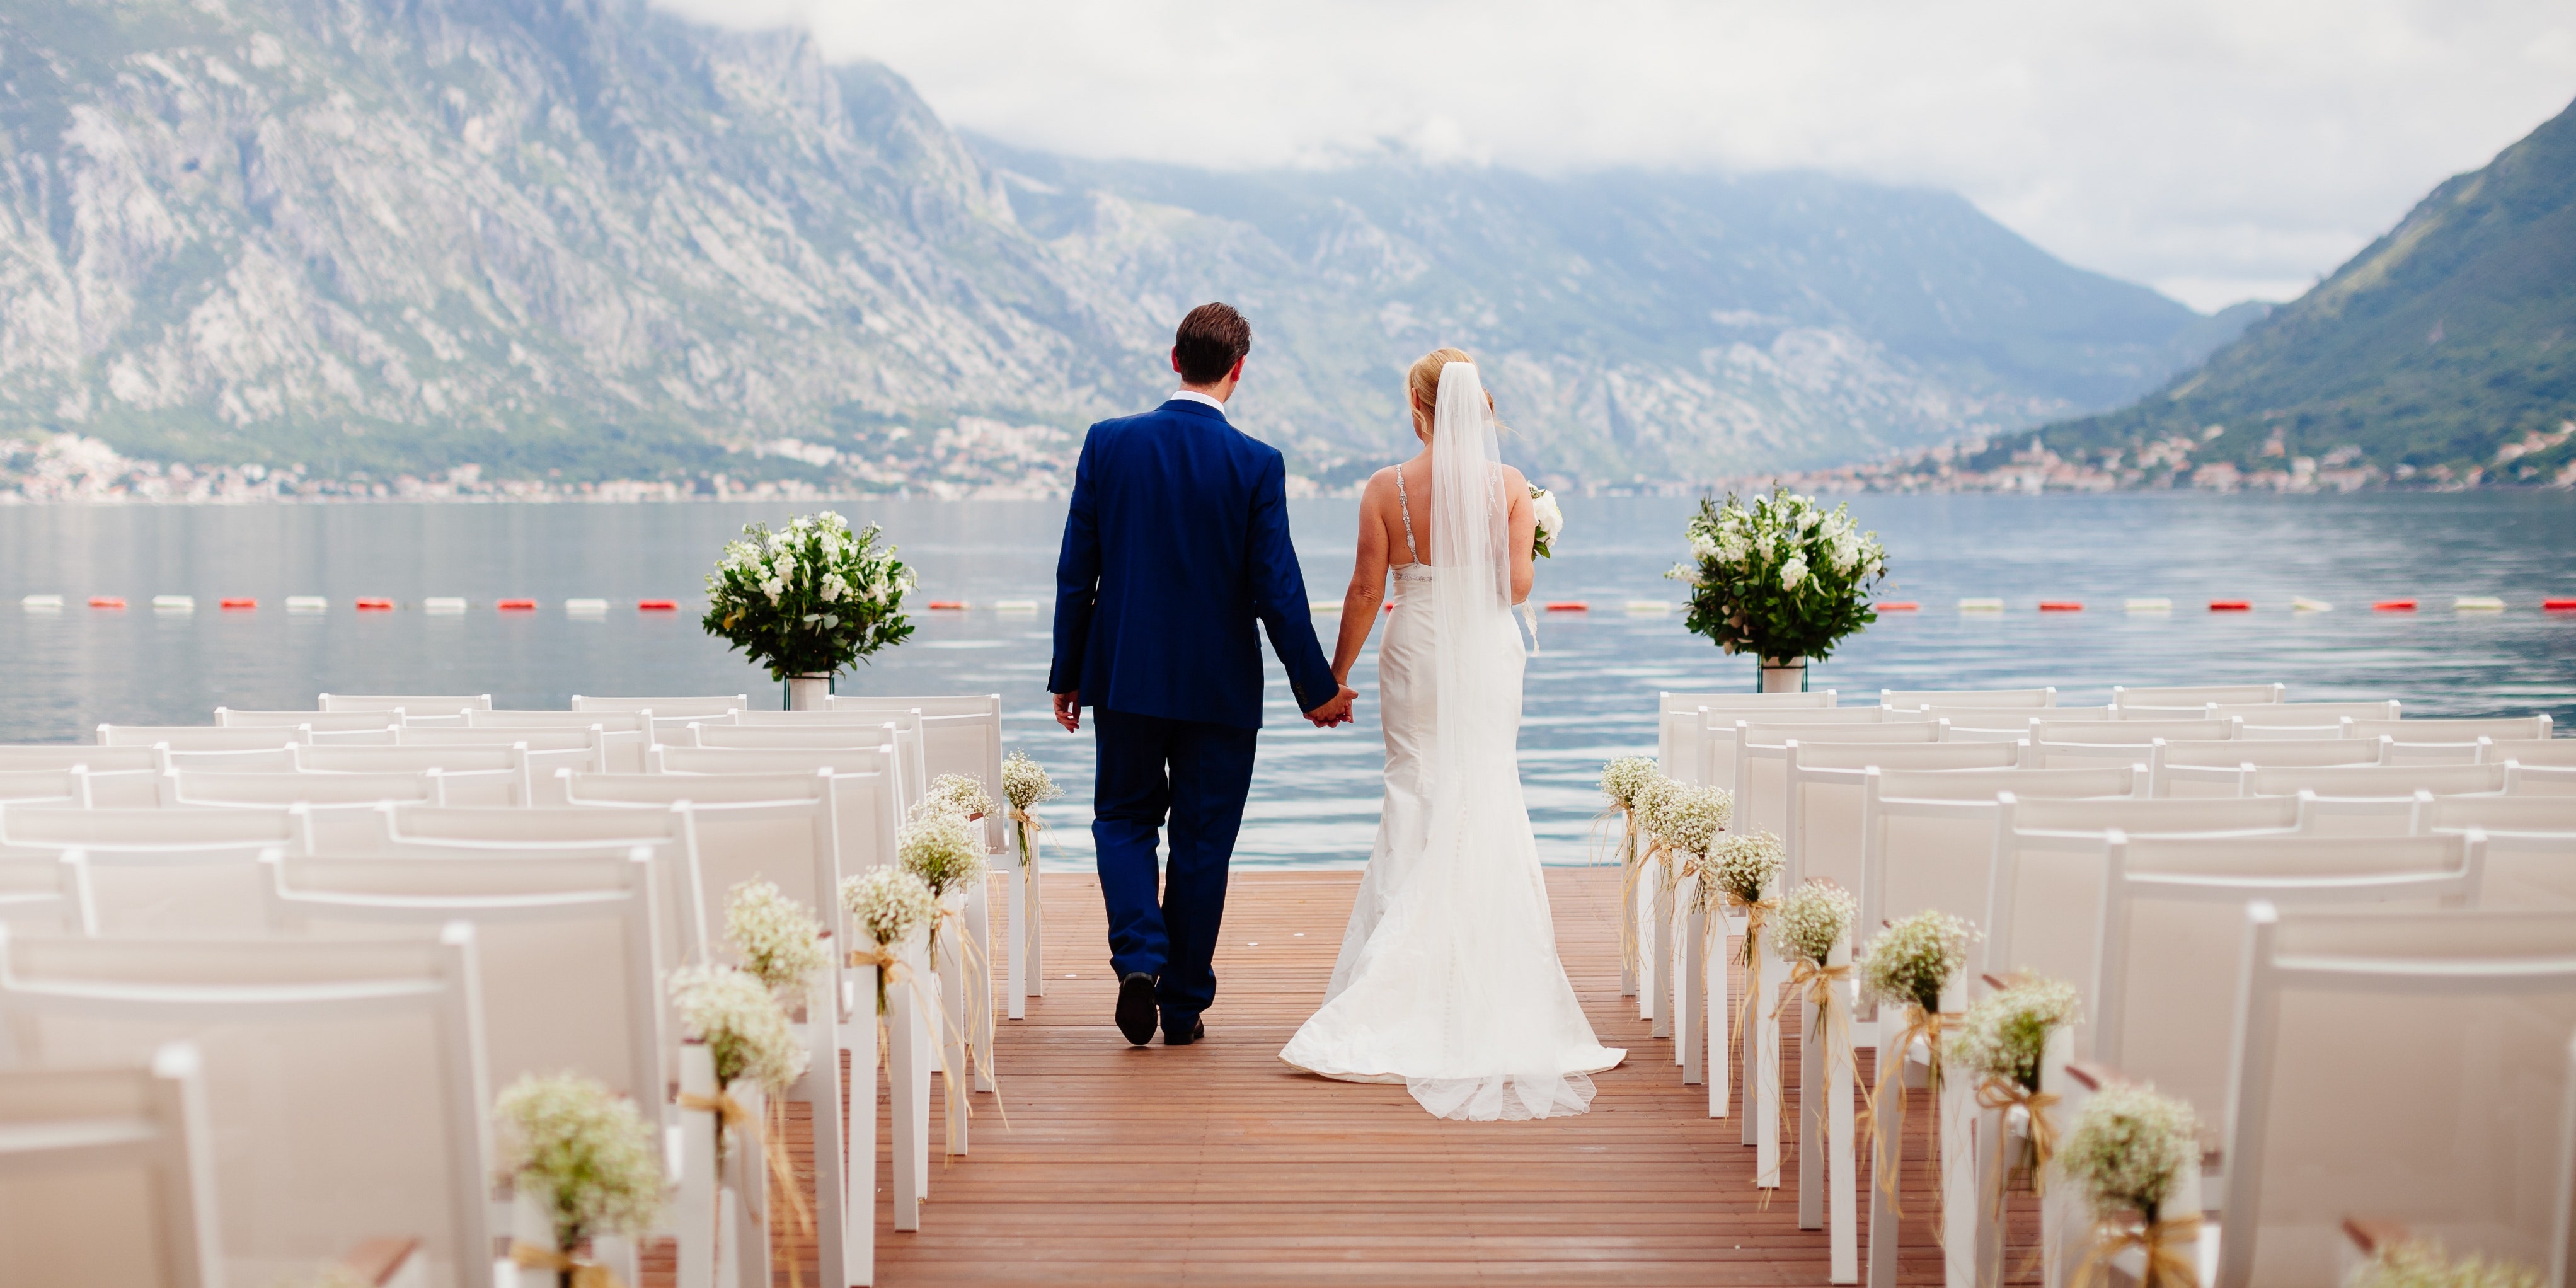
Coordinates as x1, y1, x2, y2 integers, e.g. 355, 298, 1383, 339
1633, 685, 2575, 1285
1, 692, 1035, 1288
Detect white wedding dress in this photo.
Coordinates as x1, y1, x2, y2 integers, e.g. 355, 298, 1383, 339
1278, 361, 1624, 1121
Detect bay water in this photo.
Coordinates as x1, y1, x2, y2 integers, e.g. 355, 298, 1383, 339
2, 492, 2570, 868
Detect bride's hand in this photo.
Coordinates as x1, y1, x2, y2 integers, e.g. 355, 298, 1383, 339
1305, 684, 1358, 728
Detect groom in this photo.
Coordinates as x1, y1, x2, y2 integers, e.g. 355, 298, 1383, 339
1048, 302, 1355, 1048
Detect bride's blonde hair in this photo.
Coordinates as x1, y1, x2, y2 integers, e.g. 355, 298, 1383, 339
1405, 347, 1506, 437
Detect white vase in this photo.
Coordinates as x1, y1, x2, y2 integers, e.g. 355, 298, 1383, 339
787, 673, 833, 710
1759, 657, 1808, 693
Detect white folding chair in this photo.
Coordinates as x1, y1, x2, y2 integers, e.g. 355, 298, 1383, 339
573, 696, 746, 718
1655, 691, 1841, 791
2212, 699, 2401, 727
0, 746, 164, 807
0, 807, 311, 934
0, 926, 496, 1288
2481, 737, 2576, 768
0, 767, 93, 807
829, 694, 1012, 718
2347, 716, 2557, 766
1881, 686, 2056, 710
2158, 737, 2392, 797
1981, 794, 2307, 1008
2111, 682, 2285, 708
1925, 704, 2109, 729
214, 710, 416, 733
319, 693, 492, 716
0, 1043, 222, 1288
294, 744, 530, 807
0, 853, 88, 932
2243, 764, 2510, 833
2214, 906, 2576, 1287
170, 770, 442, 850
397, 728, 604, 803
101, 725, 395, 752
465, 711, 652, 773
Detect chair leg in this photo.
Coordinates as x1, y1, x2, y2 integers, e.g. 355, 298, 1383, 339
1682, 892, 1706, 1086
1639, 875, 1660, 1023
967, 880, 995, 1093
678, 1044, 719, 1288
936, 931, 971, 1154
796, 1001, 848, 1288
1006, 862, 1028, 1021
1829, 982, 1858, 1285
1865, 1055, 1914, 1288
888, 967, 929, 1231
1755, 938, 1781, 1185
1940, 1055, 1977, 1286
1025, 844, 1045, 998
1620, 859, 1638, 999
1800, 991, 1824, 1230
848, 972, 881, 1286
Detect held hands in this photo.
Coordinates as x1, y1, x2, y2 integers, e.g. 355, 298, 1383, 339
1305, 683, 1359, 728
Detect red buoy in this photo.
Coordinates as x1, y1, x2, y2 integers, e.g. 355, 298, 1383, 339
1544, 601, 1589, 612
88, 596, 125, 609
2038, 601, 2084, 612
355, 597, 394, 611
2544, 599, 2576, 612
219, 598, 256, 610
497, 599, 537, 611
636, 599, 679, 612
926, 600, 968, 611
2373, 599, 2418, 612
1875, 601, 1919, 611
2209, 600, 2252, 612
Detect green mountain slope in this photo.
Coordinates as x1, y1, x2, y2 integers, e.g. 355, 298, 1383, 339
2003, 95, 2576, 485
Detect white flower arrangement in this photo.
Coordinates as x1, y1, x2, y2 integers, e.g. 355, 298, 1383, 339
1598, 756, 1659, 810
669, 963, 810, 1093
1699, 830, 1784, 907
1953, 976, 2080, 1093
1858, 909, 1975, 1016
1001, 749, 1061, 813
922, 771, 995, 820
702, 510, 915, 681
494, 1071, 668, 1250
1529, 485, 1563, 559
841, 865, 938, 950
2060, 1082, 2199, 1221
1774, 878, 1856, 964
1667, 488, 1888, 664
900, 807, 988, 901
2353, 1241, 2544, 1288
723, 880, 831, 1001
1636, 778, 1734, 860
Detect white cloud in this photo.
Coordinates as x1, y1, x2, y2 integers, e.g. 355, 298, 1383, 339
655, 0, 2576, 313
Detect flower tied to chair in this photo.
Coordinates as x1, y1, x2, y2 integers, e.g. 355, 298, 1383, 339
2073, 1210, 2202, 1288
1852, 908, 1976, 1220
1770, 955, 1854, 1142
677, 1084, 814, 1286
1862, 1001, 1951, 1218
509, 1243, 621, 1288
1767, 877, 1858, 1164
2062, 1082, 2203, 1288
1953, 973, 2080, 1231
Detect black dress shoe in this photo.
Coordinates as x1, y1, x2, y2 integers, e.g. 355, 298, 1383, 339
1164, 1016, 1205, 1046
1115, 972, 1159, 1046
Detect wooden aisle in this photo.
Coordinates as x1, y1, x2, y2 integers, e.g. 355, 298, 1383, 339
731, 867, 2021, 1287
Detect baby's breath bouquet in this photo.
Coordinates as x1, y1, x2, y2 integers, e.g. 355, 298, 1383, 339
1667, 488, 1886, 666
495, 1072, 667, 1258
724, 880, 831, 1003
2062, 1081, 2203, 1285
669, 963, 809, 1093
1956, 975, 2081, 1201
1858, 909, 1975, 1018
923, 772, 995, 820
1774, 878, 1856, 965
1698, 831, 1783, 911
840, 865, 937, 1015
1774, 878, 1860, 1151
2354, 1241, 2544, 1288
1001, 750, 1061, 869
702, 511, 915, 681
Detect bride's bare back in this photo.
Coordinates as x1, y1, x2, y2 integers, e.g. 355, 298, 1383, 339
1325, 423, 1539, 690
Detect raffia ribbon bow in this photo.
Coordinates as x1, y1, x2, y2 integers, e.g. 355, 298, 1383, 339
1975, 1076, 2062, 1197
1861, 1002, 1952, 1218
508, 1241, 619, 1288
1771, 956, 1855, 1149
675, 1088, 813, 1286
1616, 822, 1659, 981
2074, 1211, 2203, 1288
1722, 888, 1779, 1088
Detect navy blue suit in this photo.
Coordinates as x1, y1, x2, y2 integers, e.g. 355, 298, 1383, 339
1048, 397, 1338, 1029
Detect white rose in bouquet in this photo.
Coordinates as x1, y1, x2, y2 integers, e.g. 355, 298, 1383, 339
1528, 486, 1563, 559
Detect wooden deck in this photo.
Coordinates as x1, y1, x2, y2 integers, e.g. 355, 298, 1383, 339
744, 867, 2009, 1287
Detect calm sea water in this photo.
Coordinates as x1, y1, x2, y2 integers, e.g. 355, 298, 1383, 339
2, 493, 2571, 868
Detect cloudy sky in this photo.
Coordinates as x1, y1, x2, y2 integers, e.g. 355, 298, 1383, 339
654, 0, 2575, 313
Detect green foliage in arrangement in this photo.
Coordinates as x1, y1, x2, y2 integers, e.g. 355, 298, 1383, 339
1667, 488, 1886, 664
701, 511, 915, 681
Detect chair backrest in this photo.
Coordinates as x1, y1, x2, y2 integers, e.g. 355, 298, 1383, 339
0, 926, 494, 1288
0, 1042, 222, 1288
0, 749, 163, 808
1858, 765, 2144, 942
0, 806, 304, 853
296, 744, 527, 807
394, 728, 601, 802
0, 768, 91, 807
2111, 682, 2285, 707
1925, 705, 2109, 729
214, 709, 412, 732
560, 773, 839, 966
689, 716, 923, 803
98, 726, 306, 752
1880, 686, 2056, 710
461, 712, 646, 771
2347, 715, 2556, 744
572, 695, 745, 717
2417, 795, 2576, 837
2039, 717, 2236, 744
730, 709, 898, 726
919, 704, 1006, 851
1984, 793, 2306, 984
2157, 737, 2392, 798
2218, 906, 2576, 1287
319, 693, 492, 715
169, 771, 440, 850
1783, 741, 2021, 899
652, 744, 880, 774
264, 850, 671, 1124
0, 854, 88, 932
160, 747, 297, 774
2246, 763, 2509, 800
2516, 764, 2576, 796
650, 745, 906, 894
2091, 832, 2481, 1105
831, 693, 1014, 718
2214, 699, 2401, 726
1728, 720, 1945, 839
2482, 737, 2576, 768
0, 809, 307, 933
1657, 691, 1838, 784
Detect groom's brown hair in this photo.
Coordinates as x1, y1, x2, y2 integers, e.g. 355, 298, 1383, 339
1173, 302, 1251, 385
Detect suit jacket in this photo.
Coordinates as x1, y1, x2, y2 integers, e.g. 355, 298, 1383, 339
1048, 398, 1338, 729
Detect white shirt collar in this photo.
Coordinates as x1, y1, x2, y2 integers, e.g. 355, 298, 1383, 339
1168, 389, 1227, 413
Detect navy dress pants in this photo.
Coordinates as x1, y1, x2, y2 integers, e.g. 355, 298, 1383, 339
1091, 707, 1259, 1030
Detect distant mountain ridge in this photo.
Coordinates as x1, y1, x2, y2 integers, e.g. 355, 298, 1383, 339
0, 0, 2248, 489
2006, 94, 2576, 486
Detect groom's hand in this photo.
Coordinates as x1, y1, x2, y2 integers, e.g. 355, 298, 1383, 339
1052, 690, 1081, 733
1304, 684, 1358, 728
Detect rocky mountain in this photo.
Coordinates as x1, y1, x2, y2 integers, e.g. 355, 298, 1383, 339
2009, 94, 2576, 487
0, 0, 2246, 490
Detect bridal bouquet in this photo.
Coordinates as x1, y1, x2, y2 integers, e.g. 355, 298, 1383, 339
495, 1072, 667, 1271
1667, 488, 1887, 667
702, 510, 916, 681
1529, 485, 1563, 559
2062, 1083, 2202, 1287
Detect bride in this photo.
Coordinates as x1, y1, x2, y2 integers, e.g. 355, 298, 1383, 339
1279, 348, 1625, 1121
